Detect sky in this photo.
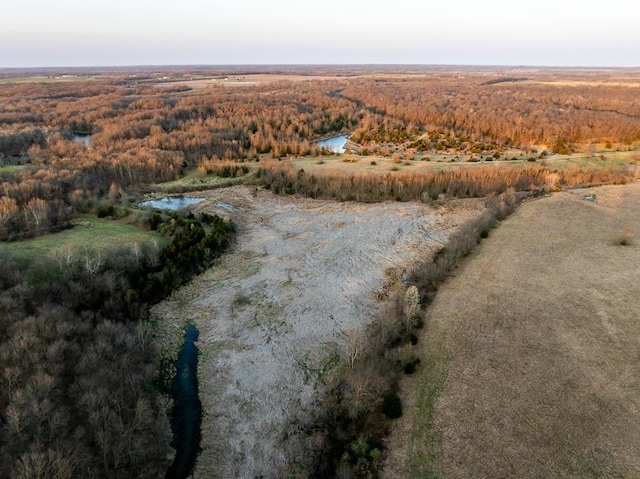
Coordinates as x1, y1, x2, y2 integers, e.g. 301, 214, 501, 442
1, 0, 638, 68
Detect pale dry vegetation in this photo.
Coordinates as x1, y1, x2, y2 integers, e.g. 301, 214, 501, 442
151, 186, 486, 478
385, 184, 640, 479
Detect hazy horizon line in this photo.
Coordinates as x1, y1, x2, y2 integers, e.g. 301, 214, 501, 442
2, 63, 639, 71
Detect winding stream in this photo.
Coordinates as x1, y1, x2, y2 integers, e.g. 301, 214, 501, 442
166, 324, 202, 479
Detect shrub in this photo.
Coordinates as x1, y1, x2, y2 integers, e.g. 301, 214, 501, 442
616, 229, 633, 246
404, 360, 419, 375
382, 392, 403, 419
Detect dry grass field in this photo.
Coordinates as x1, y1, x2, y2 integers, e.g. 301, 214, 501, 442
288, 151, 640, 177
155, 73, 355, 89
384, 184, 640, 478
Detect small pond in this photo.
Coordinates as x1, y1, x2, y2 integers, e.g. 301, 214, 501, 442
139, 196, 205, 211
315, 134, 349, 153
72, 134, 92, 146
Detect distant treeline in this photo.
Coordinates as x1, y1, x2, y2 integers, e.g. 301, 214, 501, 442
479, 77, 528, 86
342, 76, 640, 153
256, 162, 637, 203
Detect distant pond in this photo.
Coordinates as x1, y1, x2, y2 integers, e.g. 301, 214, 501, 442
315, 134, 349, 153
72, 134, 92, 146
138, 196, 205, 211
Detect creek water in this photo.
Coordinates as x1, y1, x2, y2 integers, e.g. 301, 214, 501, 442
166, 324, 202, 479
315, 134, 348, 153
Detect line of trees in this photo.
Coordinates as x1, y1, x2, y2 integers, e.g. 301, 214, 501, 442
256, 161, 638, 203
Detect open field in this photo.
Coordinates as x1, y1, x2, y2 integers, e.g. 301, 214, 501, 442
3, 216, 159, 268
0, 164, 30, 173
384, 183, 640, 478
149, 169, 253, 192
0, 75, 95, 84
155, 73, 356, 89
151, 185, 486, 478
526, 80, 640, 88
288, 150, 640, 176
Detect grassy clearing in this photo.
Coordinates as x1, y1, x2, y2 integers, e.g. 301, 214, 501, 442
0, 164, 30, 173
0, 76, 95, 84
3, 216, 159, 268
399, 323, 449, 479
150, 170, 254, 193
287, 150, 639, 176
545, 151, 640, 168
385, 184, 640, 478
528, 80, 640, 88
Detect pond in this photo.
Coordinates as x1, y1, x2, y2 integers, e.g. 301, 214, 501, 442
72, 134, 92, 146
166, 324, 202, 479
315, 134, 349, 153
139, 196, 205, 211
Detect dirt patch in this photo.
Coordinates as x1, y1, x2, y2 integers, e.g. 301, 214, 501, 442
384, 184, 640, 479
152, 186, 484, 478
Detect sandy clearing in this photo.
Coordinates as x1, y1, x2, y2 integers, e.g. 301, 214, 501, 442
152, 186, 484, 478
384, 184, 640, 479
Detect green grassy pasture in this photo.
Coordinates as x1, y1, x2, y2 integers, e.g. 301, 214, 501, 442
3, 217, 159, 269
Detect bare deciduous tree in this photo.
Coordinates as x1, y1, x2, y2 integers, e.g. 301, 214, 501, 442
24, 198, 49, 235
403, 285, 420, 332
343, 328, 365, 370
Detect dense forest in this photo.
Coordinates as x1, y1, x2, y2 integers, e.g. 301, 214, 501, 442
344, 77, 640, 152
0, 66, 639, 478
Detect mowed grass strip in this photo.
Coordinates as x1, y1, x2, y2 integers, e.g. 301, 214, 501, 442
385, 184, 640, 479
0, 76, 96, 84
3, 217, 159, 268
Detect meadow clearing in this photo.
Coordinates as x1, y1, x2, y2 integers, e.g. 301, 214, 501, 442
3, 216, 159, 269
